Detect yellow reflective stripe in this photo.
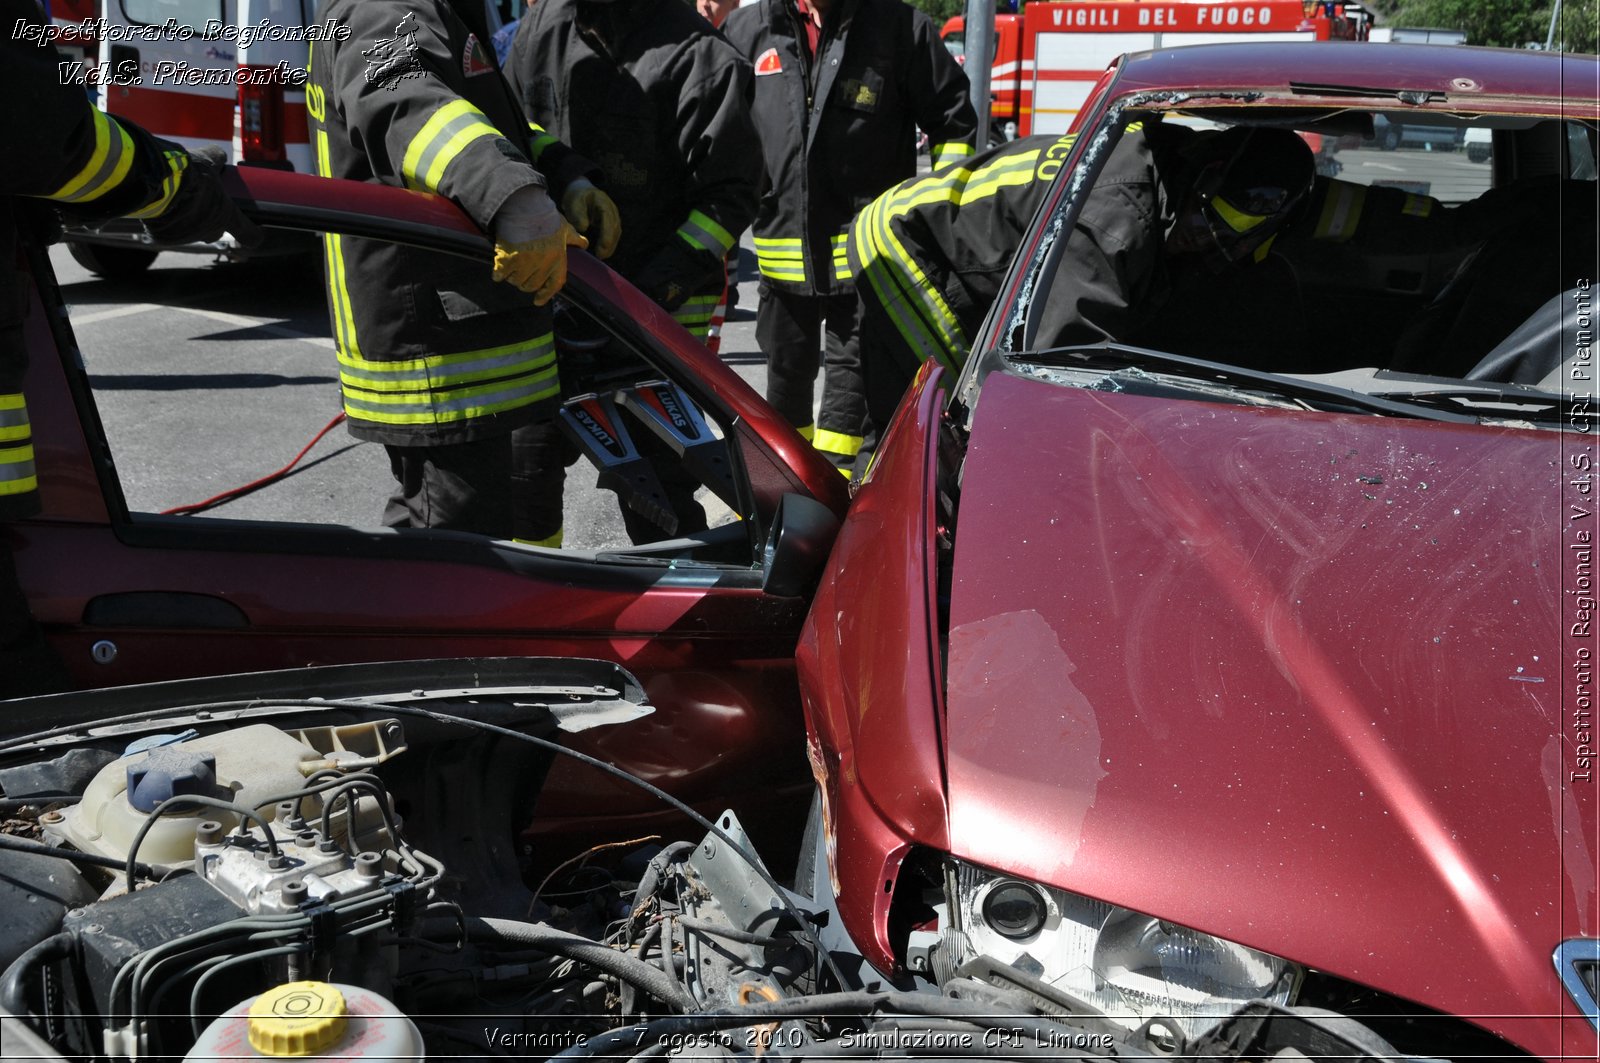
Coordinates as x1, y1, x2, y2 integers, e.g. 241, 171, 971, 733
854, 203, 952, 369
812, 428, 863, 459
342, 351, 561, 426
52, 109, 137, 203
847, 148, 1045, 366
1313, 181, 1365, 242
676, 209, 735, 257
0, 395, 29, 444
312, 129, 361, 358
756, 258, 806, 281
338, 336, 557, 392
754, 235, 806, 281
515, 528, 564, 548
1401, 192, 1434, 218
125, 151, 189, 219
526, 121, 559, 163
931, 141, 974, 168
795, 423, 815, 440
1208, 193, 1267, 233
831, 232, 851, 281
850, 200, 939, 362
0, 443, 38, 496
672, 294, 721, 331
401, 99, 501, 193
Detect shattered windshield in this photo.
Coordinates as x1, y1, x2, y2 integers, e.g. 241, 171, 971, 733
978, 102, 1600, 427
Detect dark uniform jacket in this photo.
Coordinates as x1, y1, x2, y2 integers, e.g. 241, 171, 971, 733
723, 0, 975, 297
2, 7, 192, 518
503, 0, 759, 339
310, 0, 593, 447
847, 132, 1077, 372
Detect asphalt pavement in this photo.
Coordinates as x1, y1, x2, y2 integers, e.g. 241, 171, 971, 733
51, 239, 768, 551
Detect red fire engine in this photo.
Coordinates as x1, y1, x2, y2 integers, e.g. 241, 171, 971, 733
944, 0, 1370, 139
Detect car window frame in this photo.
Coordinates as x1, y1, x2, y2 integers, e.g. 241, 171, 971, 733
32, 184, 798, 589
957, 90, 1600, 421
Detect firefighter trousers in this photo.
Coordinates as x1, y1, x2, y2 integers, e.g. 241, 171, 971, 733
756, 286, 866, 473
382, 435, 515, 539
854, 295, 928, 475
510, 416, 708, 547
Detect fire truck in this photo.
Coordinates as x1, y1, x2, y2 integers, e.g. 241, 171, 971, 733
943, 0, 1371, 140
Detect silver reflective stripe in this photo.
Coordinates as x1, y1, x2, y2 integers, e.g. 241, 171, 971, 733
58, 119, 128, 203
339, 343, 554, 390
343, 367, 558, 419
409, 110, 494, 193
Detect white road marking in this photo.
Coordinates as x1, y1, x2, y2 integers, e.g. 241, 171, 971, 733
68, 303, 162, 326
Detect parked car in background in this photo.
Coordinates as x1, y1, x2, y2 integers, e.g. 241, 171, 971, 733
1385, 25, 1468, 44
793, 41, 1599, 1062
1464, 124, 1493, 161
1371, 111, 1466, 151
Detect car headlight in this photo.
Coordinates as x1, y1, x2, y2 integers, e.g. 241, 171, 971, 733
939, 862, 1300, 1041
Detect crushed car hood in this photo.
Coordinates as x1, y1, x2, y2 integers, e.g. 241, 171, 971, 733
942, 373, 1594, 1055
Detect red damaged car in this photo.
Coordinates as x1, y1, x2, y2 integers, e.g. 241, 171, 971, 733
793, 42, 1600, 1062
10, 168, 849, 850
2, 37, 1597, 1063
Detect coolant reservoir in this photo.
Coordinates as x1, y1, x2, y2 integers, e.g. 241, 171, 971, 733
187, 981, 424, 1061
52, 721, 404, 871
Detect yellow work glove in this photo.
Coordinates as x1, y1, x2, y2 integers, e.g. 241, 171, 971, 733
560, 178, 622, 260
490, 185, 589, 305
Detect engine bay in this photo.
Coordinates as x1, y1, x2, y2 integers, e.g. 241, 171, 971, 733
0, 659, 1438, 1061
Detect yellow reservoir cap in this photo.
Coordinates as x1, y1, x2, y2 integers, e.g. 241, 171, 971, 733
247, 981, 349, 1056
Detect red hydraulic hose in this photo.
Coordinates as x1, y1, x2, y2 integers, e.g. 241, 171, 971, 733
161, 411, 347, 516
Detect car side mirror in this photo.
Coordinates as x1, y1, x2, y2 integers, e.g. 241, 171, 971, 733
762, 493, 840, 598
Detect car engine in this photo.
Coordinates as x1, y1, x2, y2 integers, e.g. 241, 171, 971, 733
0, 659, 1421, 1062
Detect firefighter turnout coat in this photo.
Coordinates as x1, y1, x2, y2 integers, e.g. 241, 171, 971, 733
724, 0, 976, 297
309, 0, 594, 447
503, 0, 759, 339
1, 11, 194, 518
847, 132, 1077, 373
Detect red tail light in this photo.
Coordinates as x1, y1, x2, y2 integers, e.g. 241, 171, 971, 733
238, 77, 285, 164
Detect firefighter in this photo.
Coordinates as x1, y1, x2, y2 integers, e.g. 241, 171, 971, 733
308, 0, 617, 538
724, 0, 975, 475
502, 0, 759, 544
2, 1, 258, 695
848, 131, 1076, 432
848, 123, 1315, 440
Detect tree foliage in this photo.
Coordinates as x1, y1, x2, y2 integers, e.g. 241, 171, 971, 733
1389, 0, 1595, 50
904, 0, 997, 27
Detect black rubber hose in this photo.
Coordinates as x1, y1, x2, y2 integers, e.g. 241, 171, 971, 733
0, 932, 75, 1021
427, 916, 696, 1014
0, 832, 174, 881
630, 841, 696, 930
676, 916, 796, 948
0, 795, 80, 812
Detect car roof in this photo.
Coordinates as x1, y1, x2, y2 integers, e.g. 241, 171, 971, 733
1105, 42, 1600, 109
